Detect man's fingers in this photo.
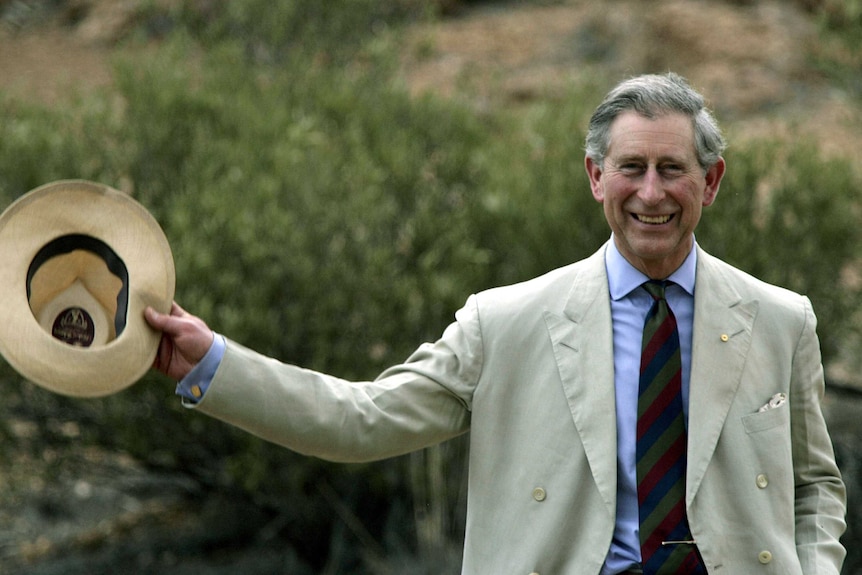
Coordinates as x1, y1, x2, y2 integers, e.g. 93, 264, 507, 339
144, 301, 213, 380
169, 301, 187, 317
146, 301, 190, 330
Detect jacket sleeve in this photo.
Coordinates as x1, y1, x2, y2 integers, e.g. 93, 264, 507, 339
791, 297, 846, 573
190, 298, 483, 462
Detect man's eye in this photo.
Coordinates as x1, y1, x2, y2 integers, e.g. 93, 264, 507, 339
620, 164, 642, 174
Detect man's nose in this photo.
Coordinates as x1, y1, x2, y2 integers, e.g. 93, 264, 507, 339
639, 167, 665, 204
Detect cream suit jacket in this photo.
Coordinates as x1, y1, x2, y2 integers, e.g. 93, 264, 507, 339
194, 242, 846, 574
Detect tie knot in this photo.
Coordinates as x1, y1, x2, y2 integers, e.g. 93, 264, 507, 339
643, 280, 669, 301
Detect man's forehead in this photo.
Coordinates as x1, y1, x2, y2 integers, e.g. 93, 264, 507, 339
606, 111, 697, 157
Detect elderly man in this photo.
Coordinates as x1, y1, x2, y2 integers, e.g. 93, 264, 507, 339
146, 72, 846, 574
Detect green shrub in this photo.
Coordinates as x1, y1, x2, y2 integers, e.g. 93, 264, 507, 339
107, 36, 495, 375
698, 138, 862, 363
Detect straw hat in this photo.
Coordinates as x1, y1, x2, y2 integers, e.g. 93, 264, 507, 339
0, 180, 175, 397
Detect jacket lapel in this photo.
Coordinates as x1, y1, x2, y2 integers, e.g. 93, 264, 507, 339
543, 245, 758, 513
685, 248, 758, 504
545, 246, 617, 514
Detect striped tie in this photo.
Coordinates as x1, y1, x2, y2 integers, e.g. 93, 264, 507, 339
636, 281, 705, 574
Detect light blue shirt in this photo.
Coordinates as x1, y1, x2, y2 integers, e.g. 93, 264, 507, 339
176, 333, 225, 403
601, 237, 696, 574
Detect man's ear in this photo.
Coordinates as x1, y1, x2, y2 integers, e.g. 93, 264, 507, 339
702, 157, 726, 207
585, 156, 604, 203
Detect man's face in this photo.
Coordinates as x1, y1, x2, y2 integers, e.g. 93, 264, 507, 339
586, 110, 725, 279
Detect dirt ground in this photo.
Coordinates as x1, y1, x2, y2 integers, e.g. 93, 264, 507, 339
399, 0, 861, 165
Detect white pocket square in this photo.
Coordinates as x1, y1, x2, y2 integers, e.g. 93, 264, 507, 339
758, 392, 787, 413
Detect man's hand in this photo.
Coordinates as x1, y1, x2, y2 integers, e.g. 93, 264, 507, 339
144, 302, 214, 381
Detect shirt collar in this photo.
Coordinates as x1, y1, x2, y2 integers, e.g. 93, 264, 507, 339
606, 235, 697, 301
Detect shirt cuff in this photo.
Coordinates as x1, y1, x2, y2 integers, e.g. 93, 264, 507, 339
175, 333, 226, 404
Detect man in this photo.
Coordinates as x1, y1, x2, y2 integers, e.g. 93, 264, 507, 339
145, 73, 846, 574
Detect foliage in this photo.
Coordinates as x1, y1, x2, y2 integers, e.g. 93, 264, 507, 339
699, 138, 862, 363
167, 0, 432, 65
108, 36, 495, 375
0, 0, 861, 571
804, 0, 862, 99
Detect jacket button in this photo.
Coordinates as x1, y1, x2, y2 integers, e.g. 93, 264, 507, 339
532, 487, 547, 502
758, 550, 773, 564
756, 474, 769, 488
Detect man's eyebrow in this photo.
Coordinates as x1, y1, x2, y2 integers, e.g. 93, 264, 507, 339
610, 153, 645, 164
612, 151, 689, 164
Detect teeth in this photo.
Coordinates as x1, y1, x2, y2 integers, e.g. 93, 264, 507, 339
637, 214, 671, 224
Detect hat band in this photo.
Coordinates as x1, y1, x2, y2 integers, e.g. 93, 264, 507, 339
26, 234, 130, 337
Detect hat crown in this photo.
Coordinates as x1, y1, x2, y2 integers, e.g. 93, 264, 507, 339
28, 234, 130, 345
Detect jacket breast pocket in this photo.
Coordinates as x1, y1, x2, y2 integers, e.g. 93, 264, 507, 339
741, 403, 789, 434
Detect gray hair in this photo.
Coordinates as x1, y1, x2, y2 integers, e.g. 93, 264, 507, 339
584, 72, 726, 171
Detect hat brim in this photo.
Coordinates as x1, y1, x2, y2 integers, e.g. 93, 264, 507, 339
0, 180, 175, 397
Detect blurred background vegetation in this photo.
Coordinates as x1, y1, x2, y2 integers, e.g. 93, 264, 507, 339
1, 0, 861, 573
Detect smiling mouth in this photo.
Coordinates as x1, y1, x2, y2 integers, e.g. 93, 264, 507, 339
635, 213, 673, 224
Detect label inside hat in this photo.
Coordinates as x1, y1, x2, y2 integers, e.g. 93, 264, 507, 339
35, 279, 112, 347
51, 307, 96, 347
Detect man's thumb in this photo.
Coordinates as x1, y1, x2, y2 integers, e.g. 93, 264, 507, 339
144, 306, 167, 330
